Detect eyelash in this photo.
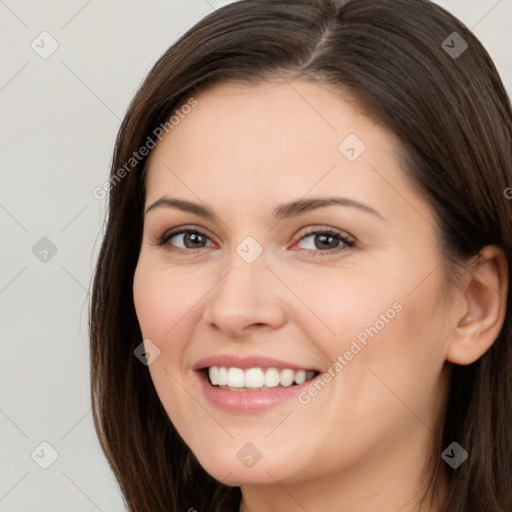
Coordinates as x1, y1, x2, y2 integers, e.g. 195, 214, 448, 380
156, 226, 355, 256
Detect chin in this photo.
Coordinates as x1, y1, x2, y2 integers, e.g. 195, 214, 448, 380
191, 445, 302, 487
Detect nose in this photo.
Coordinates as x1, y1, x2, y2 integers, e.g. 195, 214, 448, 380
202, 256, 288, 338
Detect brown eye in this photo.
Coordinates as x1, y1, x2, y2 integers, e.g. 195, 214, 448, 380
158, 229, 215, 251
294, 228, 355, 254
179, 231, 208, 249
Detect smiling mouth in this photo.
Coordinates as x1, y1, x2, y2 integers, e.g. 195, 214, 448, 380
203, 366, 321, 391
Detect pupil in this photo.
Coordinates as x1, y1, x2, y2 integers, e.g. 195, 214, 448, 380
317, 234, 337, 250
185, 232, 204, 248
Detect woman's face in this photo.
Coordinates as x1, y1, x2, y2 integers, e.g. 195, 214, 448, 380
133, 80, 455, 489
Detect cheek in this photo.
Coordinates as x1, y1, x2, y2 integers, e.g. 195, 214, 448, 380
133, 258, 197, 343
348, 271, 449, 417
133, 261, 196, 421
293, 261, 446, 401
133, 262, 167, 339
283, 264, 399, 358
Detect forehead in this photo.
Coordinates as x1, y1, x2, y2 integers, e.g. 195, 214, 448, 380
170, 79, 378, 155
143, 79, 428, 228
148, 81, 388, 172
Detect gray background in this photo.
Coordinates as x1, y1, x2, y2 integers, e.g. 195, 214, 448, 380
1, 1, 511, 510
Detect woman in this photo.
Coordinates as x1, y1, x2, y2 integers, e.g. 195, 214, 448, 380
89, 0, 512, 510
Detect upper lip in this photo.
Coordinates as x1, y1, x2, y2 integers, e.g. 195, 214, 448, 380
193, 354, 320, 372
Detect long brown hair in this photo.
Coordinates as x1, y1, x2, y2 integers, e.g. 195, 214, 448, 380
89, 0, 512, 510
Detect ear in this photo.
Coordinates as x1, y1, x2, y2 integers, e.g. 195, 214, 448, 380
445, 245, 509, 366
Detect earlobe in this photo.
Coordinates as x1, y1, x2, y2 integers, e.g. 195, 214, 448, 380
445, 245, 508, 366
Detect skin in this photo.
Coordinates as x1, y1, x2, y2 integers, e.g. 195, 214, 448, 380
132, 79, 508, 512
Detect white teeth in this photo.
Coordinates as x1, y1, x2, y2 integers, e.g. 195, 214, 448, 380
207, 366, 316, 389
294, 370, 306, 385
227, 367, 245, 387
279, 369, 295, 387
209, 366, 219, 385
264, 368, 280, 388
244, 368, 265, 388
218, 367, 228, 386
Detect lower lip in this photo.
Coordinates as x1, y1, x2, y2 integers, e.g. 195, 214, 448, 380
196, 370, 319, 413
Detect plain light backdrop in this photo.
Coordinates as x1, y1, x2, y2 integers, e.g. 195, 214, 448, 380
1, 1, 511, 510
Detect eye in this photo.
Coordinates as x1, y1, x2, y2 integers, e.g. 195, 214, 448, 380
157, 228, 215, 253
155, 226, 355, 256
293, 228, 355, 255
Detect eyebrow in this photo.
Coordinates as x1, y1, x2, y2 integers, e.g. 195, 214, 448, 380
145, 196, 384, 221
